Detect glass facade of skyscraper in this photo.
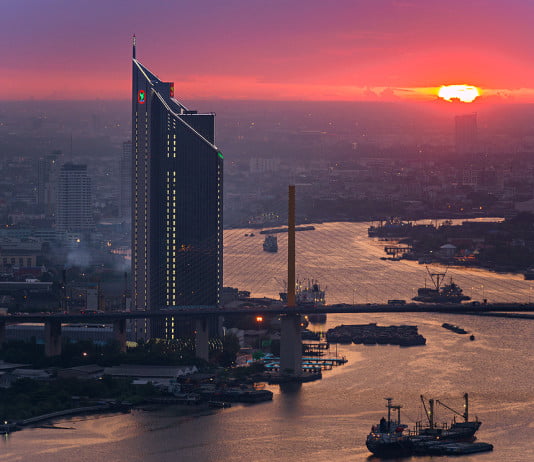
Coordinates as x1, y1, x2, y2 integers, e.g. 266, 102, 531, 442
132, 45, 223, 339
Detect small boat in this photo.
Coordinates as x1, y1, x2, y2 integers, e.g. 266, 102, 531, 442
263, 235, 278, 252
208, 401, 232, 408
442, 323, 468, 334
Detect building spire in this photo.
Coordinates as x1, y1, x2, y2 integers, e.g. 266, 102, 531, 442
132, 34, 136, 59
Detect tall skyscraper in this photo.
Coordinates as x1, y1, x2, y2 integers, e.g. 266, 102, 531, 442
132, 38, 223, 338
455, 113, 478, 155
56, 163, 94, 232
37, 150, 62, 215
119, 140, 132, 223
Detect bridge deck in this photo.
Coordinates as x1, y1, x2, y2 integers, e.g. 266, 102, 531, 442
1, 303, 534, 323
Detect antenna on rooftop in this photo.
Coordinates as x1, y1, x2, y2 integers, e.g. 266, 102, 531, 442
132, 34, 136, 59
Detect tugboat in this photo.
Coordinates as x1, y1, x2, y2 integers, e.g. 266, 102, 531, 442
413, 267, 470, 303
263, 235, 278, 252
366, 394, 484, 457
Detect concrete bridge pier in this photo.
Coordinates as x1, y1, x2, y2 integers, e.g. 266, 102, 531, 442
280, 314, 302, 376
44, 320, 62, 357
0, 320, 5, 348
113, 319, 127, 353
195, 317, 209, 361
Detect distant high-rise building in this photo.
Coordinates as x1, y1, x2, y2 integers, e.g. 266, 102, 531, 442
37, 150, 62, 215
56, 163, 94, 232
455, 113, 478, 154
132, 39, 223, 338
119, 141, 132, 222
249, 157, 280, 174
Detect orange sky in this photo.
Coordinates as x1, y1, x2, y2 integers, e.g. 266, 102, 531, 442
2, 0, 534, 103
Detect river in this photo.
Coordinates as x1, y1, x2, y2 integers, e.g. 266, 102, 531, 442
225, 220, 529, 304
1, 221, 533, 462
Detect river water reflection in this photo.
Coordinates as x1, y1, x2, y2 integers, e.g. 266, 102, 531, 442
1, 221, 533, 462
225, 220, 529, 304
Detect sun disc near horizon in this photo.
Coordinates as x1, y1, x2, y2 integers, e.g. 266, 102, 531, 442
438, 85, 480, 103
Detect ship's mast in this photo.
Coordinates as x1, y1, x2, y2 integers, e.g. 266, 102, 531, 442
385, 397, 393, 428
436, 393, 471, 422
429, 399, 434, 429
420, 395, 434, 429
425, 265, 448, 291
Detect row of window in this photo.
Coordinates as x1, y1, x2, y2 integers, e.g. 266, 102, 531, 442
1, 257, 33, 266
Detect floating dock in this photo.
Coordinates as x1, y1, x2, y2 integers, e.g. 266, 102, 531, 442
261, 355, 347, 372
413, 440, 494, 456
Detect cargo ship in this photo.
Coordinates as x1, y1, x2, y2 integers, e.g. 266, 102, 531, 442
413, 268, 470, 303
368, 218, 413, 237
279, 279, 327, 323
366, 394, 486, 457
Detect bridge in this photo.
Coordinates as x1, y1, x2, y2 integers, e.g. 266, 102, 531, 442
3, 186, 532, 376
1, 302, 532, 361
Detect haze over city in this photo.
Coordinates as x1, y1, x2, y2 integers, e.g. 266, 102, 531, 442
1, 1, 534, 461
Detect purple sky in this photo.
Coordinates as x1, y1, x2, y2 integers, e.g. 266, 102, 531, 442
2, 0, 534, 101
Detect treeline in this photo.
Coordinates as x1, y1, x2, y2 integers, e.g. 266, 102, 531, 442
0, 334, 242, 369
0, 376, 155, 421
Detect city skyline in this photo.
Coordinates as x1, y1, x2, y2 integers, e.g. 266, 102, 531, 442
2, 0, 534, 102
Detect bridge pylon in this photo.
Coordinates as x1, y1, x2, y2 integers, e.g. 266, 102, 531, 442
195, 317, 209, 361
44, 320, 62, 357
113, 319, 127, 353
279, 185, 303, 377
280, 313, 302, 375
0, 320, 5, 348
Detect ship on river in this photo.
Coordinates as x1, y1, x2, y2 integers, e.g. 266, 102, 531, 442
413, 268, 470, 303
263, 235, 278, 252
366, 394, 487, 457
279, 279, 327, 323
368, 218, 413, 237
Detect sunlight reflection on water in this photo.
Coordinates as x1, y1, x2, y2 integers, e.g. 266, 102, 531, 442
224, 221, 529, 304
2, 220, 533, 462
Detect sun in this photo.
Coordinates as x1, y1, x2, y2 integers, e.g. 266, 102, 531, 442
438, 85, 480, 103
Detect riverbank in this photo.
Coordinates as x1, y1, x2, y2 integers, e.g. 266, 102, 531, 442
1, 401, 131, 434
224, 213, 503, 230
2, 312, 531, 462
